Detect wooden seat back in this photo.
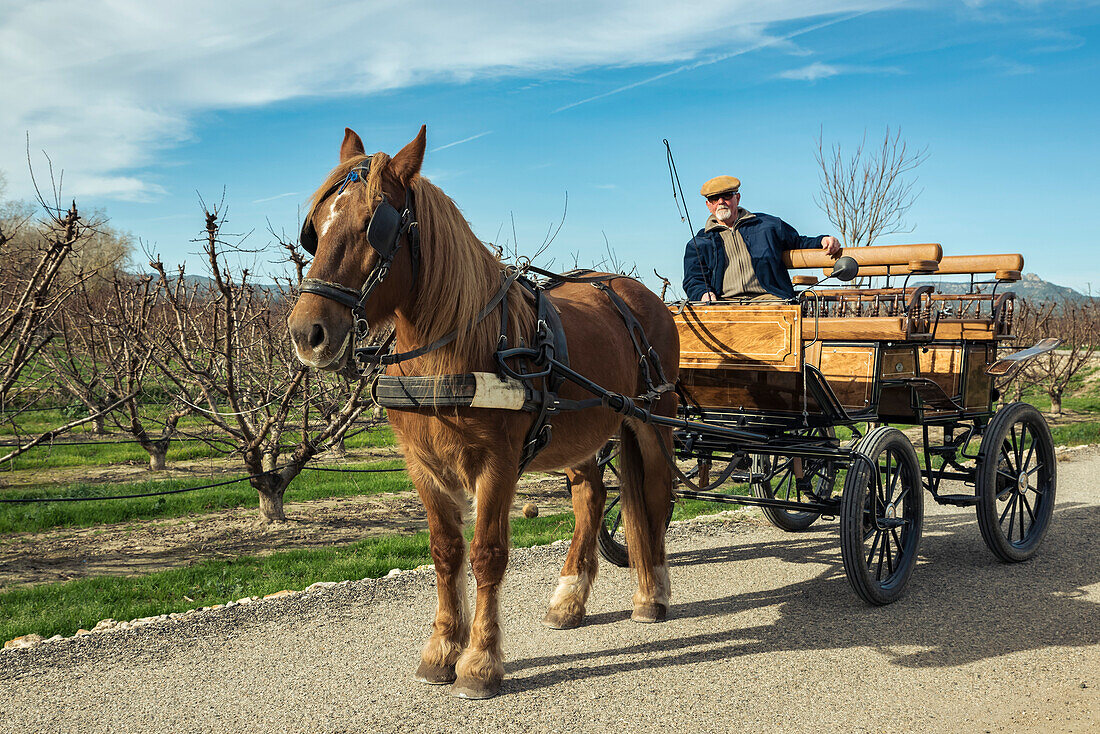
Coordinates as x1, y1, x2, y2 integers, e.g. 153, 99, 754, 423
783, 243, 943, 270
824, 252, 1025, 280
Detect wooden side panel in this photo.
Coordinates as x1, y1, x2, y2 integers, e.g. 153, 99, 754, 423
679, 367, 806, 412
802, 317, 908, 341
920, 346, 963, 398
881, 347, 917, 378
934, 320, 998, 341
674, 303, 801, 371
808, 344, 878, 412
964, 343, 995, 410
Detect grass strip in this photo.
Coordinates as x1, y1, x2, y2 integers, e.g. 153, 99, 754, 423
0, 460, 411, 534
0, 424, 396, 471
0, 497, 742, 642
0, 509, 570, 641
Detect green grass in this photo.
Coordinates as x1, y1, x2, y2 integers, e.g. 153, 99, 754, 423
0, 509, 585, 642
0, 460, 411, 533
0, 416, 395, 471
1050, 421, 1100, 446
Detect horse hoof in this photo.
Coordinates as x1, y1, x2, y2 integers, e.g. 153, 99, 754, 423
415, 661, 456, 685
451, 676, 502, 700
631, 603, 668, 623
542, 609, 584, 630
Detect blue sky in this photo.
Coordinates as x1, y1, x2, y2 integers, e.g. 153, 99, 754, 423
2, 1, 1098, 295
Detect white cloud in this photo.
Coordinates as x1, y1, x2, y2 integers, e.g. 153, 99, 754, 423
778, 62, 905, 81
0, 0, 896, 201
981, 55, 1036, 75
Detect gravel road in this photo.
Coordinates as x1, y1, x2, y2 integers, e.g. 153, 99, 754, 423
2, 449, 1099, 733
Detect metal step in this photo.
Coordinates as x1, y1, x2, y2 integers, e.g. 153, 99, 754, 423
934, 493, 980, 507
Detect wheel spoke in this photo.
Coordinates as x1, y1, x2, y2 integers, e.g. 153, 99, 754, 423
875, 458, 890, 513
777, 467, 794, 500
1010, 424, 1023, 470
1021, 426, 1037, 475
884, 529, 895, 576
1006, 492, 1018, 542
890, 526, 904, 561
1021, 492, 1036, 528
886, 452, 901, 502
1000, 442, 1017, 476
876, 528, 888, 580
610, 510, 622, 536
1018, 491, 1028, 542
997, 468, 1018, 482
866, 530, 882, 567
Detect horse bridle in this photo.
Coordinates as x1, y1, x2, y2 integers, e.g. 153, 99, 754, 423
297, 156, 420, 335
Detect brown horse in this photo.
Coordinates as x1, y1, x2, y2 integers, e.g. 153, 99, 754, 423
287, 126, 678, 699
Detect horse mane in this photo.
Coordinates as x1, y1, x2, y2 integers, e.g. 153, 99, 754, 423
403, 165, 534, 375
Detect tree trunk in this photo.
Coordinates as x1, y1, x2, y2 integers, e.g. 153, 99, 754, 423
257, 487, 286, 523
254, 455, 288, 523
149, 449, 167, 471
1050, 391, 1062, 417
92, 413, 106, 435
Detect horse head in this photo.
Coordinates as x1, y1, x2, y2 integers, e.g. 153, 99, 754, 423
288, 126, 426, 370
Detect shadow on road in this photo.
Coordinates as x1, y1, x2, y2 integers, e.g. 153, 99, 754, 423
505, 502, 1100, 693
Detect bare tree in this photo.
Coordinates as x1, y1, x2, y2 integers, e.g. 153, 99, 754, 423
0, 201, 88, 407
1020, 300, 1100, 416
814, 127, 929, 248
145, 202, 370, 521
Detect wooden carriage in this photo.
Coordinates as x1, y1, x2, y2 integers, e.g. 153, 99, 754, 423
598, 244, 1058, 606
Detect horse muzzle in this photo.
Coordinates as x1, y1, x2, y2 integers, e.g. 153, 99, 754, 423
288, 304, 354, 371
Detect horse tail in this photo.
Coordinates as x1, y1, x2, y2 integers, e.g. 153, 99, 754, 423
617, 422, 659, 593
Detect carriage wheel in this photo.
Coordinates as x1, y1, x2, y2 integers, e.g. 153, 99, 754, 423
975, 402, 1056, 563
751, 428, 837, 532
840, 427, 924, 605
595, 440, 674, 568
595, 441, 630, 567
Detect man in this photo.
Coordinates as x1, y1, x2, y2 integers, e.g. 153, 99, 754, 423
682, 175, 842, 301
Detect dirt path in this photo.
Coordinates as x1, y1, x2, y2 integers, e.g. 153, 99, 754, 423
0, 466, 575, 589
2, 448, 1098, 732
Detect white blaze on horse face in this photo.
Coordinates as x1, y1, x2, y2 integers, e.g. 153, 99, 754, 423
317, 190, 348, 240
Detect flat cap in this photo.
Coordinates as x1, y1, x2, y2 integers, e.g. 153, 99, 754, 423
700, 175, 741, 197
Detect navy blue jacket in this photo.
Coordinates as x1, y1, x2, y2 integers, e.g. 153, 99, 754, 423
682, 213, 825, 300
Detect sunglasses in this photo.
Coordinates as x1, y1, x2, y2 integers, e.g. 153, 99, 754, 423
706, 190, 739, 203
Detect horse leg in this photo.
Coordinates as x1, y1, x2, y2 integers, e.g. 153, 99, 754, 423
452, 465, 516, 700
619, 420, 673, 623
543, 458, 603, 630
413, 473, 469, 685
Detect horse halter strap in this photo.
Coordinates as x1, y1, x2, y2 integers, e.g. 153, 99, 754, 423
297, 157, 421, 327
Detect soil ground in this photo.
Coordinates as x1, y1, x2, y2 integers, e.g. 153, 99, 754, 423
0, 408, 1095, 591
0, 446, 578, 589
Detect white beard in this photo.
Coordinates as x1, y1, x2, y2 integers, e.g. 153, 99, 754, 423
715, 205, 734, 223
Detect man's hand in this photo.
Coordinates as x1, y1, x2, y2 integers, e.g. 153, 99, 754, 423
701, 292, 718, 303
821, 236, 841, 257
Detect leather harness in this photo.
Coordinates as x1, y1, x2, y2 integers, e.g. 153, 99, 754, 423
296, 163, 675, 473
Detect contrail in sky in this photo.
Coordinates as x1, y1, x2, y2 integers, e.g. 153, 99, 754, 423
431, 131, 493, 152
251, 192, 299, 204
553, 7, 893, 113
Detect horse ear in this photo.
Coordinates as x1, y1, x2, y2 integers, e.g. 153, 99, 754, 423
391, 125, 426, 184
340, 128, 365, 163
